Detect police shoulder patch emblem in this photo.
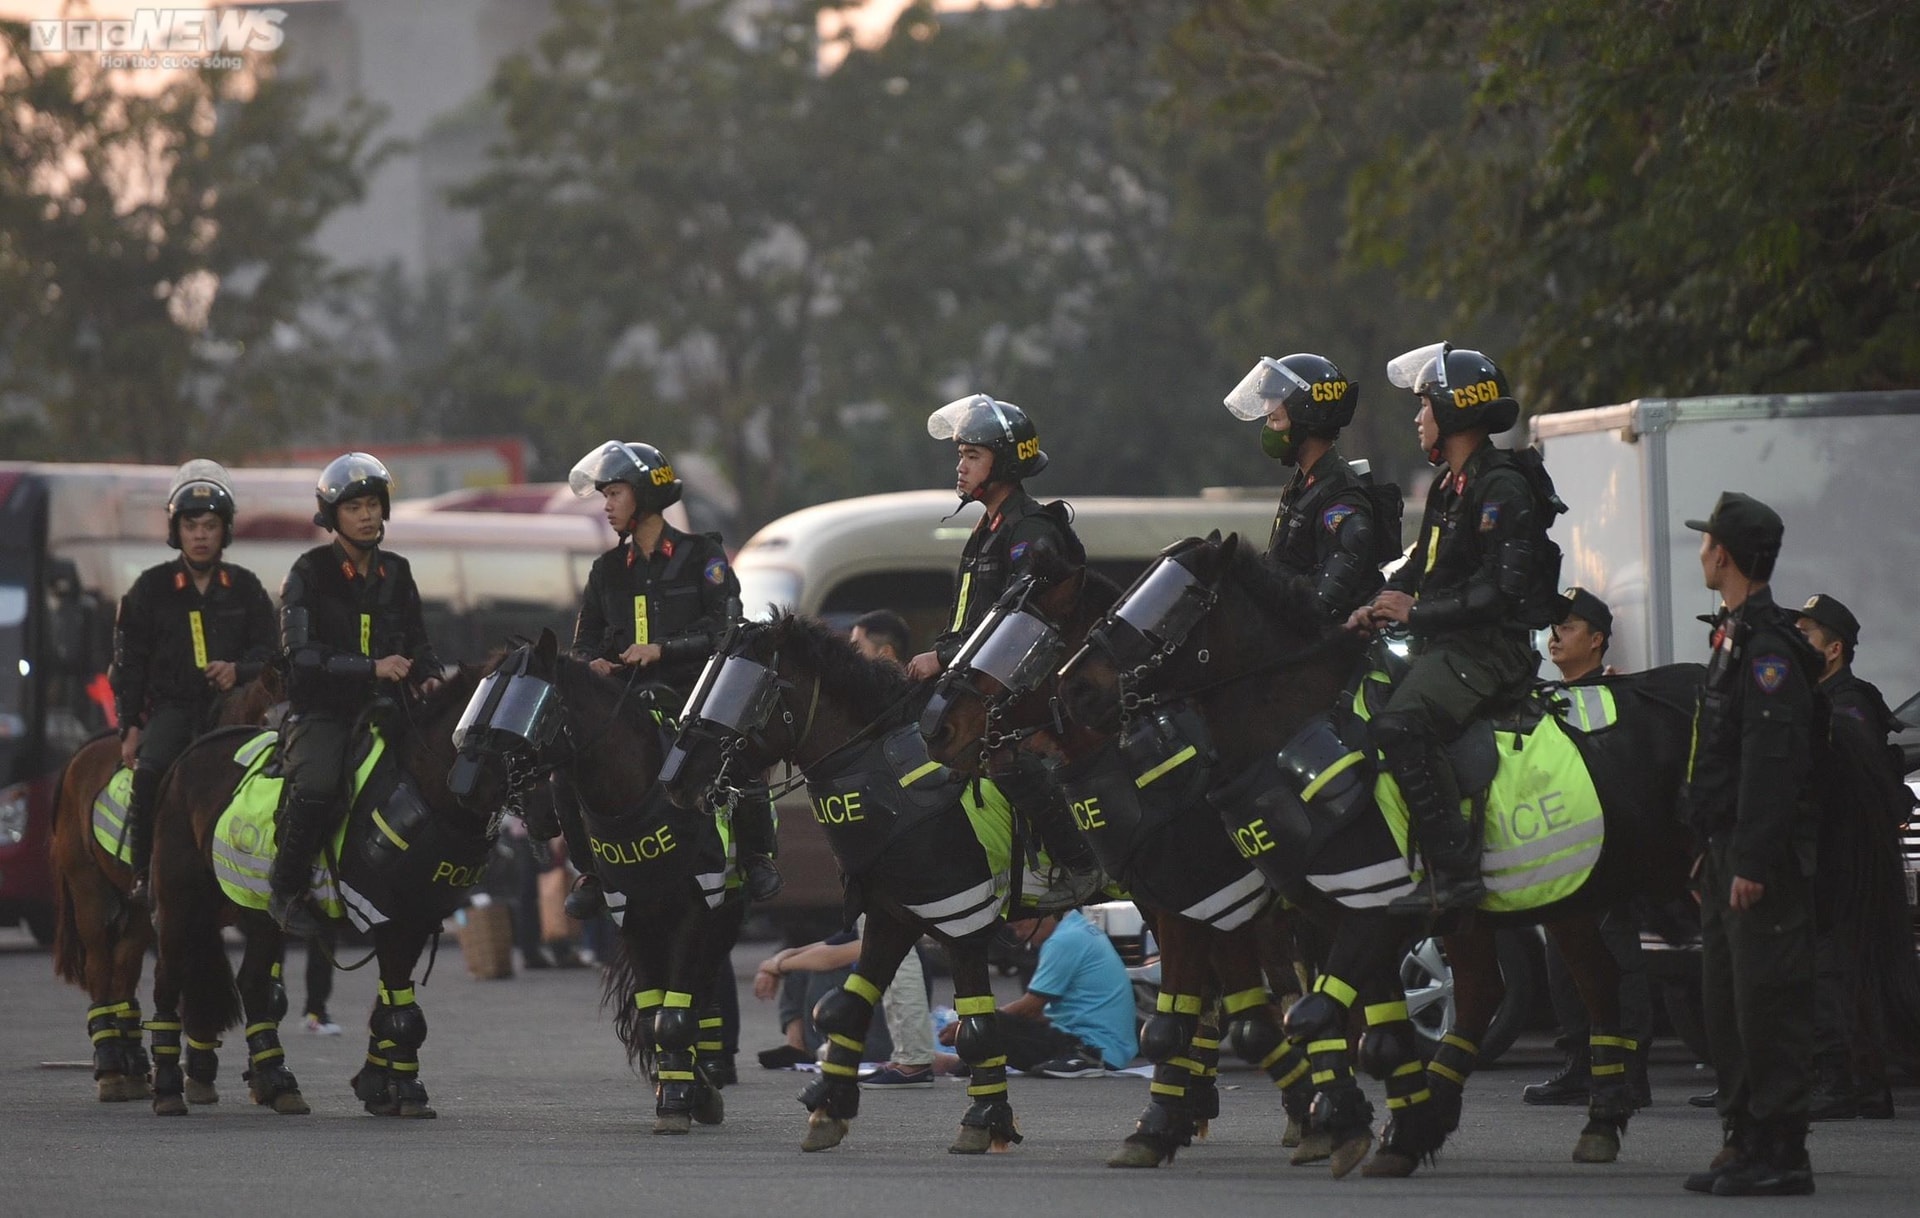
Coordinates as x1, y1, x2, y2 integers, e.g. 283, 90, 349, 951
703, 558, 727, 586
1322, 505, 1355, 534
1751, 654, 1788, 694
1009, 541, 1031, 562
1478, 502, 1503, 532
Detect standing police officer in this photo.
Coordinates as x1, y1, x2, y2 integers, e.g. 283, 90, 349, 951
270, 454, 443, 936
1794, 593, 1903, 1121
111, 460, 276, 904
1222, 352, 1390, 619
1681, 492, 1818, 1197
906, 394, 1102, 907
563, 441, 780, 912
1348, 343, 1564, 913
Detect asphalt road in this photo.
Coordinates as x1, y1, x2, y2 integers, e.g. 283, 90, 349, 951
3, 926, 1914, 1217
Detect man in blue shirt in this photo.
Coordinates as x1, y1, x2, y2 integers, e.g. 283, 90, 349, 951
942, 909, 1138, 1077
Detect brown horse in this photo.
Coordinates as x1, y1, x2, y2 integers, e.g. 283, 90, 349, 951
47, 671, 283, 1102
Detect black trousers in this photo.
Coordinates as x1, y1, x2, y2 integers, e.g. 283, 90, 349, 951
996, 1012, 1086, 1073
1701, 836, 1815, 1124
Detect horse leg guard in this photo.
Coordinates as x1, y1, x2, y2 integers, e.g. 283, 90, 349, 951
184, 1034, 221, 1105
794, 977, 876, 1149
1188, 1024, 1223, 1125
88, 1003, 133, 1100
354, 983, 432, 1119
241, 1021, 309, 1115
950, 1002, 1022, 1155
653, 994, 701, 1134
147, 1013, 187, 1116
1358, 1005, 1444, 1178
117, 1002, 152, 1098
1109, 1059, 1203, 1168
1139, 991, 1201, 1063
1284, 977, 1370, 1172
690, 1009, 727, 1126
1425, 1032, 1478, 1135
1574, 1029, 1638, 1163
1226, 996, 1313, 1148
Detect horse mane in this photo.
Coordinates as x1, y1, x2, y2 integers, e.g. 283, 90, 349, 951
1221, 537, 1346, 646
766, 612, 912, 719
553, 653, 679, 737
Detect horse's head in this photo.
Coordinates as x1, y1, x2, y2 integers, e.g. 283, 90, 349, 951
447, 629, 566, 812
919, 560, 1118, 774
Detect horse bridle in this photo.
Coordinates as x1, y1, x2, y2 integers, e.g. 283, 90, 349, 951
669, 626, 825, 813
925, 575, 1078, 769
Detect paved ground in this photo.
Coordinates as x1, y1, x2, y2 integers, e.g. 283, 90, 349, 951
3, 925, 1914, 1217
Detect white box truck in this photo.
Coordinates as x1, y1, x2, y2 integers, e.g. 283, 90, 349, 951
1531, 392, 1920, 696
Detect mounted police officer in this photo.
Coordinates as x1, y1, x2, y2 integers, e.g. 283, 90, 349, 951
111, 460, 276, 905
1223, 352, 1389, 619
1348, 343, 1564, 914
270, 453, 443, 937
906, 394, 1102, 907
1794, 593, 1904, 1122
562, 441, 781, 914
1681, 492, 1818, 1197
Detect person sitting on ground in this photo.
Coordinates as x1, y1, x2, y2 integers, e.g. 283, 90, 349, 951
752, 926, 894, 1069
939, 908, 1137, 1077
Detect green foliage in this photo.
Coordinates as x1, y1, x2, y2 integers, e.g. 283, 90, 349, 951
0, 24, 384, 461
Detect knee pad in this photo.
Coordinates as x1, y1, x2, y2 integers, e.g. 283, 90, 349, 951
811, 986, 873, 1042
1227, 1009, 1283, 1064
653, 1007, 697, 1052
1356, 1021, 1419, 1080
1368, 711, 1426, 761
1281, 992, 1345, 1043
1139, 1012, 1197, 1064
954, 1015, 1002, 1065
372, 1003, 428, 1053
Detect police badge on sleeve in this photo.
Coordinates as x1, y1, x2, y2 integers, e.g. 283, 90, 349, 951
1751, 654, 1789, 694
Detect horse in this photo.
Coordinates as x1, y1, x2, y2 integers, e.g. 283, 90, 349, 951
1050, 533, 1712, 1176
659, 612, 1067, 1155
919, 564, 1321, 1167
446, 629, 745, 1134
145, 665, 497, 1118
47, 671, 283, 1102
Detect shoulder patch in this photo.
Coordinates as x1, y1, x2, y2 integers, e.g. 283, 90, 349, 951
703, 557, 728, 586
1322, 505, 1355, 534
1478, 502, 1503, 532
1751, 654, 1789, 695
1009, 541, 1031, 562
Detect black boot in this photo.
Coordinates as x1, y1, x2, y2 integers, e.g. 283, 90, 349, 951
563, 873, 606, 920
1522, 1042, 1589, 1106
1629, 1044, 1653, 1109
730, 790, 784, 902
743, 854, 783, 902
1687, 1087, 1718, 1109
1683, 1116, 1751, 1193
268, 790, 329, 938
1382, 744, 1484, 915
1712, 1118, 1814, 1196
992, 762, 1104, 911
125, 764, 162, 907
1807, 1060, 1858, 1122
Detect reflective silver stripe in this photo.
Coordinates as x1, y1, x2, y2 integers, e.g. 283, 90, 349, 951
1484, 841, 1602, 894
336, 878, 388, 930
1205, 885, 1270, 932
602, 889, 629, 929
94, 791, 128, 831
1309, 857, 1410, 892
926, 901, 1000, 938
212, 839, 270, 884
695, 871, 730, 909
907, 879, 996, 920
212, 850, 272, 895
1484, 817, 1603, 872
1325, 880, 1419, 908
233, 732, 276, 767
1182, 870, 1267, 924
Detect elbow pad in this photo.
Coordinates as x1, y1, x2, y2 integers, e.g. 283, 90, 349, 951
657, 634, 712, 665
280, 605, 311, 653
322, 652, 375, 681
1409, 580, 1504, 632
1496, 540, 1533, 599
1315, 548, 1378, 620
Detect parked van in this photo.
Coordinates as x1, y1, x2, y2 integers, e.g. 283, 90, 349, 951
730, 488, 1279, 930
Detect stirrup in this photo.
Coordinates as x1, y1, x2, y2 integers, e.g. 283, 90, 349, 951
563, 874, 606, 920
1024, 865, 1106, 914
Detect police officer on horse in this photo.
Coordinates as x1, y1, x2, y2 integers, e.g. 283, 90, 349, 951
1223, 351, 1390, 619
269, 453, 443, 936
1347, 343, 1564, 914
906, 393, 1102, 907
112, 460, 276, 905
562, 440, 781, 914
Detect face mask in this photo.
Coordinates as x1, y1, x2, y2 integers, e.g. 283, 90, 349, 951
1260, 426, 1298, 464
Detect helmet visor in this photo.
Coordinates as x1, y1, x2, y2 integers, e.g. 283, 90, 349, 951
1387, 342, 1450, 392
319, 452, 393, 502
927, 394, 1011, 445
1223, 357, 1310, 421
569, 441, 643, 499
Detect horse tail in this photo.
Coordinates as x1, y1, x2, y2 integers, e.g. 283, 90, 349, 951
155, 764, 243, 1034
600, 931, 653, 1072
1815, 744, 1920, 1055
48, 757, 87, 985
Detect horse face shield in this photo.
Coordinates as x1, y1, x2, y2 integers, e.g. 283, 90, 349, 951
921, 607, 1064, 744
1094, 557, 1210, 668
448, 666, 560, 800
660, 655, 780, 792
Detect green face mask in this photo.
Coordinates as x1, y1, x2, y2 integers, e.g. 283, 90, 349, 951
1260, 426, 1298, 464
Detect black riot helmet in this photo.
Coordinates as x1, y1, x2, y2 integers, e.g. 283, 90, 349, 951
313, 452, 395, 531
1387, 341, 1519, 438
166, 459, 236, 549
1223, 353, 1358, 434
928, 394, 1048, 487
568, 441, 684, 515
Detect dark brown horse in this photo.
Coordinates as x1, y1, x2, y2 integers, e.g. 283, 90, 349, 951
145, 667, 494, 1118
47, 671, 282, 1102
920, 564, 1319, 1168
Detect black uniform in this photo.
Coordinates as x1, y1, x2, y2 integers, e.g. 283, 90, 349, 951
571, 523, 738, 685
109, 558, 276, 875
1686, 588, 1820, 1151
1263, 446, 1384, 620
274, 542, 441, 899
934, 488, 1079, 665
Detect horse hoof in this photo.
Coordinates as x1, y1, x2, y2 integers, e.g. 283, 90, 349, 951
693, 1087, 724, 1126
948, 1124, 994, 1155
185, 1079, 218, 1105
1281, 1115, 1304, 1148
801, 1113, 849, 1152
396, 1100, 437, 1119
1328, 1129, 1375, 1179
1290, 1129, 1333, 1165
1573, 1132, 1620, 1163
153, 1093, 188, 1117
96, 1074, 144, 1102
1362, 1150, 1420, 1178
654, 1112, 692, 1135
270, 1091, 311, 1115
1107, 1139, 1168, 1169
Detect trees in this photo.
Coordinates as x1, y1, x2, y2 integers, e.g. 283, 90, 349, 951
0, 23, 383, 461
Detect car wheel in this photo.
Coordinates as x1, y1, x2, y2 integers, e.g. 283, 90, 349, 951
1400, 931, 1537, 1066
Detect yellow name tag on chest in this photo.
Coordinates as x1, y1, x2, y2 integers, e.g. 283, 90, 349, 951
188, 610, 207, 669
633, 595, 650, 645
360, 613, 371, 656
